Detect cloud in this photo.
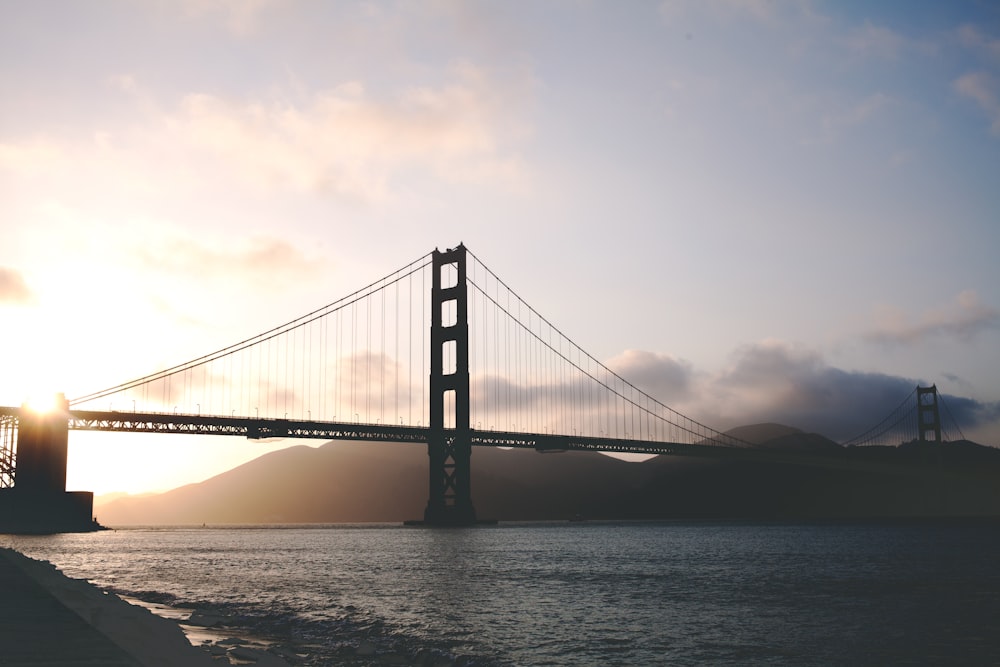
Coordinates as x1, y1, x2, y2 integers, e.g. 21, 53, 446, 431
175, 0, 285, 35
866, 290, 1000, 345
816, 92, 893, 142
0, 267, 32, 304
941, 372, 971, 389
0, 140, 65, 177
954, 71, 1000, 136
570, 339, 1000, 444
87, 344, 425, 425
331, 350, 419, 424
466, 351, 694, 437
0, 65, 531, 208
956, 24, 1000, 64
845, 20, 905, 60
107, 74, 139, 94
605, 350, 693, 403
705, 340, 919, 439
465, 338, 913, 442
150, 66, 529, 202
137, 234, 321, 290
658, 0, 808, 24
936, 393, 1000, 438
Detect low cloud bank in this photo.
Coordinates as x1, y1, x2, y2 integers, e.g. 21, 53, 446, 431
617, 340, 1000, 444
463, 338, 1000, 445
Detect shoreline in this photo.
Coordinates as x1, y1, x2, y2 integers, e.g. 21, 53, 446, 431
0, 547, 295, 666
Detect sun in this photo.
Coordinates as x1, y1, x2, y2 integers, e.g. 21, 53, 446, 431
23, 392, 67, 415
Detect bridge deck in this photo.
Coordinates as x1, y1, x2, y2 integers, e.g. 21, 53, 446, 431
0, 406, 860, 467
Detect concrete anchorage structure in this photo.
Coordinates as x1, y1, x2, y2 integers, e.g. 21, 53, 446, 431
0, 394, 99, 533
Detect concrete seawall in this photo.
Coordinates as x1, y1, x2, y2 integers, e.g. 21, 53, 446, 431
0, 547, 215, 666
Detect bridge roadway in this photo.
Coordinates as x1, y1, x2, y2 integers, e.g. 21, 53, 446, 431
0, 406, 855, 467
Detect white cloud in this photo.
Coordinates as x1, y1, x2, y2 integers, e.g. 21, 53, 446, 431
954, 71, 1000, 136
157, 70, 528, 199
658, 0, 810, 24
0, 140, 65, 178
107, 74, 138, 94
866, 290, 1000, 345
175, 0, 286, 35
956, 24, 1000, 64
0, 66, 530, 206
845, 20, 905, 60
817, 92, 893, 141
136, 234, 322, 290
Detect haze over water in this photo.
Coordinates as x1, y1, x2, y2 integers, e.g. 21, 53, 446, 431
4, 520, 999, 665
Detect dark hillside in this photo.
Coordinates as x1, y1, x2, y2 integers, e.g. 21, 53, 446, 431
96, 432, 1000, 524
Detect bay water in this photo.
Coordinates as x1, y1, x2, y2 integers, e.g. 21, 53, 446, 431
3, 520, 999, 665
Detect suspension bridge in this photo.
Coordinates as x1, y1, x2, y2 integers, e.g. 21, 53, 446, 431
0, 244, 967, 529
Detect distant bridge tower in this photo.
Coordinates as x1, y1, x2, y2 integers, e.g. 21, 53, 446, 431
423, 244, 477, 526
917, 385, 942, 443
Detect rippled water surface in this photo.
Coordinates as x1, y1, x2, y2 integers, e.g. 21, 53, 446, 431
4, 520, 1000, 665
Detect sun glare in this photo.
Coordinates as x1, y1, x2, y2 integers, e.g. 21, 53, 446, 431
24, 392, 66, 415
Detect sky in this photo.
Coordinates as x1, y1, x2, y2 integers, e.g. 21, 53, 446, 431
1, 0, 998, 496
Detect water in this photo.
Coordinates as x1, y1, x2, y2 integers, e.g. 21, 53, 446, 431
3, 520, 1000, 665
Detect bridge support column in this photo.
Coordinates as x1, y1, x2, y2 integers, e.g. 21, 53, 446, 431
0, 394, 98, 533
423, 244, 477, 526
917, 385, 941, 443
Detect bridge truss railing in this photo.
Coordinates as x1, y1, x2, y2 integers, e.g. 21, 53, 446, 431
0, 414, 15, 488
0, 405, 795, 461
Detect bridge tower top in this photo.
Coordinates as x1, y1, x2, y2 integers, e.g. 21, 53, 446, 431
917, 385, 941, 444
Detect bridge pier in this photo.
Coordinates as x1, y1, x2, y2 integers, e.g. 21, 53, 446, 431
422, 245, 478, 526
0, 394, 99, 533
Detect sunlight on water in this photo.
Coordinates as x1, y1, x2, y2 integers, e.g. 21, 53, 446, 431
4, 521, 1000, 665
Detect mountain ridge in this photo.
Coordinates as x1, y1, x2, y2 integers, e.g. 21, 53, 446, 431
94, 426, 1000, 524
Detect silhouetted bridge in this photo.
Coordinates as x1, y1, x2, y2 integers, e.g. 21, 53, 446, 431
0, 245, 963, 529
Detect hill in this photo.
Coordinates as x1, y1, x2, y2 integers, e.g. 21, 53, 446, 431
95, 442, 672, 524
95, 429, 1000, 525
724, 423, 841, 451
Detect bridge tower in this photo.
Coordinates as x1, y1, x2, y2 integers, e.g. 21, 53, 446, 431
15, 395, 70, 493
917, 385, 941, 443
423, 244, 477, 526
0, 394, 97, 533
